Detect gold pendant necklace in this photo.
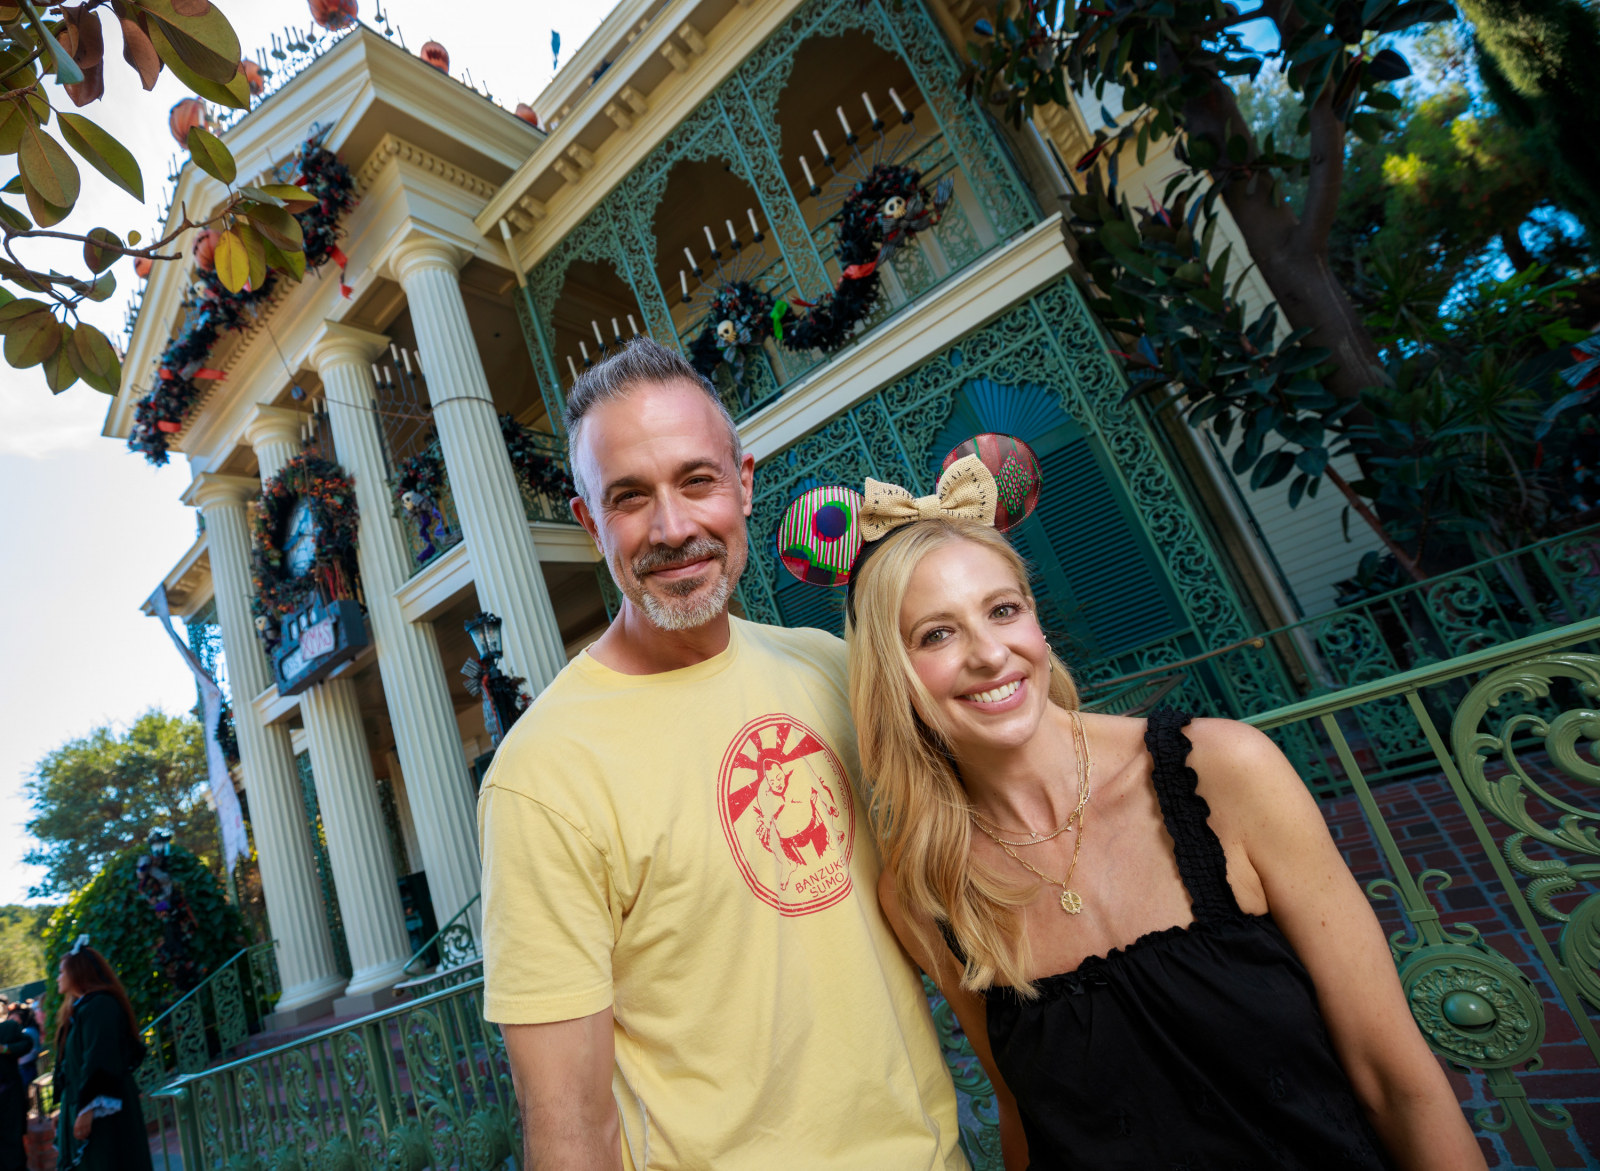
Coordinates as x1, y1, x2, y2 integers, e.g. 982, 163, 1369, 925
971, 709, 1092, 914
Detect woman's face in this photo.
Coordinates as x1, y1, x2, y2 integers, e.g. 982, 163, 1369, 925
56, 961, 72, 997
899, 539, 1053, 756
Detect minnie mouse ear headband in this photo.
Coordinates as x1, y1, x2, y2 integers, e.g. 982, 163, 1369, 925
68, 934, 89, 957
776, 433, 1044, 611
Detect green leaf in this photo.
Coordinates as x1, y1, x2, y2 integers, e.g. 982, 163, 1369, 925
42, 323, 78, 392
239, 183, 316, 214
57, 112, 145, 201
241, 202, 302, 252
0, 297, 47, 334
70, 321, 120, 393
146, 19, 249, 109
186, 126, 235, 185
135, 0, 240, 84
0, 198, 28, 233
4, 309, 60, 368
213, 227, 248, 292
20, 174, 71, 228
260, 235, 305, 281
17, 122, 79, 210
84, 271, 115, 302
235, 220, 266, 290
0, 102, 27, 157
84, 227, 123, 273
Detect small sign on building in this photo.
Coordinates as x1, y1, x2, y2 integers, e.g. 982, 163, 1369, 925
273, 594, 369, 696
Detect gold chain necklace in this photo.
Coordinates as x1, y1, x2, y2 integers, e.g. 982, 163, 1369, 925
971, 710, 1092, 914
970, 809, 1076, 847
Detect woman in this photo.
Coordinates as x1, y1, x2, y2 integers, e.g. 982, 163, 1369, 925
52, 943, 153, 1171
845, 513, 1485, 1170
10, 1004, 39, 1088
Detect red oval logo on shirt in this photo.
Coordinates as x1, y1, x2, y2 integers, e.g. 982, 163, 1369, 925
717, 714, 856, 916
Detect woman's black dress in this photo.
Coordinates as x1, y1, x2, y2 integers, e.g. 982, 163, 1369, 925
957, 709, 1393, 1170
53, 990, 153, 1171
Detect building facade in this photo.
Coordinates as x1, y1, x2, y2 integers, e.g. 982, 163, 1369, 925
110, 0, 1331, 1023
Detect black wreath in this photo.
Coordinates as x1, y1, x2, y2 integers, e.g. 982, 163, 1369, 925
129, 134, 359, 466
250, 454, 361, 648
781, 163, 951, 355
391, 414, 575, 517
687, 281, 790, 397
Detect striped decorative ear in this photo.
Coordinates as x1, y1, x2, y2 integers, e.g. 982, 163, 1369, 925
777, 486, 865, 587
940, 433, 1042, 532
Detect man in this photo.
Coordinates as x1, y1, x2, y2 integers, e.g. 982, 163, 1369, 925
479, 338, 967, 1170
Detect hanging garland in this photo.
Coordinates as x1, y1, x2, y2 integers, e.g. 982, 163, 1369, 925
687, 281, 790, 388
249, 454, 361, 647
502, 414, 578, 501
129, 133, 359, 466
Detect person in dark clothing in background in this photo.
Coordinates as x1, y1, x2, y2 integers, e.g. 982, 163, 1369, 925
51, 941, 152, 1171
0, 1003, 32, 1171
8, 1005, 39, 1089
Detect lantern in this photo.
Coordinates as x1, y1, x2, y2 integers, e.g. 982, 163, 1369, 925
514, 103, 539, 127
192, 229, 220, 272
464, 611, 504, 660
134, 257, 153, 280
420, 41, 449, 72
308, 0, 358, 31
169, 97, 205, 147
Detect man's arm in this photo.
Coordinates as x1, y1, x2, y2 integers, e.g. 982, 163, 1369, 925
503, 1007, 620, 1171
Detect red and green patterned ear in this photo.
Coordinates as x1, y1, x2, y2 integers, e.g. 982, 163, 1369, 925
940, 433, 1041, 532
777, 486, 866, 586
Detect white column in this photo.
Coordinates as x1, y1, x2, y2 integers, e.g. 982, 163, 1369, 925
187, 473, 345, 1018
246, 407, 411, 1007
312, 322, 483, 937
295, 676, 411, 1001
385, 751, 423, 873
388, 235, 567, 693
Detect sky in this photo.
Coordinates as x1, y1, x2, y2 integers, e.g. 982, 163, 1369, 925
0, 0, 616, 907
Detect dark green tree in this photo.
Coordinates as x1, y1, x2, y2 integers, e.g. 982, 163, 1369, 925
1462, 0, 1600, 241
24, 710, 221, 899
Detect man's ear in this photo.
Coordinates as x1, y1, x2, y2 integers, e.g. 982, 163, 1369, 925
740, 451, 756, 517
572, 495, 600, 543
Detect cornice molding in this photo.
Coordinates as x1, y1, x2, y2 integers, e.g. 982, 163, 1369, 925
357, 133, 500, 201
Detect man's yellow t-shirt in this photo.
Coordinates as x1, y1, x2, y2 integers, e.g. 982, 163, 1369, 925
478, 616, 966, 1171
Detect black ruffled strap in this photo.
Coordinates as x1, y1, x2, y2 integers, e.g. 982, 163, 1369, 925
1144, 708, 1240, 923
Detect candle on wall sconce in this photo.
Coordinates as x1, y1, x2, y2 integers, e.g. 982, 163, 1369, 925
627, 314, 640, 334
798, 155, 820, 196
680, 269, 692, 302
837, 105, 856, 145
811, 128, 834, 167
370, 363, 382, 386
747, 207, 764, 242
683, 246, 702, 276
567, 354, 579, 380
579, 340, 591, 366
863, 91, 884, 131
611, 317, 622, 344
703, 224, 721, 261
889, 87, 913, 123
591, 320, 606, 350
725, 218, 739, 249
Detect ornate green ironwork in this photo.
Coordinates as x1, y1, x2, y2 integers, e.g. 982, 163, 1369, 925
403, 892, 481, 977
1249, 616, 1600, 1170
136, 942, 281, 1091
296, 750, 352, 979
374, 777, 411, 879
154, 978, 518, 1171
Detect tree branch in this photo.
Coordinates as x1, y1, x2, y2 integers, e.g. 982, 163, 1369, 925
1325, 466, 1427, 581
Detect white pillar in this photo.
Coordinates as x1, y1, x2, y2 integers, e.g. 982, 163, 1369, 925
246, 407, 411, 1009
187, 472, 345, 1020
388, 235, 567, 693
312, 322, 483, 938
385, 750, 423, 873
295, 675, 412, 1003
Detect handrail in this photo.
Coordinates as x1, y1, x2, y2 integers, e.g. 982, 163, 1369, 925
141, 941, 277, 1039
401, 891, 480, 975
1243, 615, 1600, 730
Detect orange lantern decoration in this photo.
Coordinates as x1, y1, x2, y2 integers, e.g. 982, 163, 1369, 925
192, 229, 220, 272
134, 257, 153, 280
169, 98, 206, 147
241, 59, 266, 97
420, 41, 449, 72
308, 0, 358, 31
514, 103, 539, 127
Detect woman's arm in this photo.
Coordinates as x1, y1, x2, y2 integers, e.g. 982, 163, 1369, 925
877, 869, 1030, 1171
1189, 720, 1487, 1171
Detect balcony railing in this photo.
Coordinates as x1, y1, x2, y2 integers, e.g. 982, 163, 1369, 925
136, 942, 281, 1092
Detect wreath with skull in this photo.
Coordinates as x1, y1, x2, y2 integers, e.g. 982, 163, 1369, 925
687, 281, 791, 406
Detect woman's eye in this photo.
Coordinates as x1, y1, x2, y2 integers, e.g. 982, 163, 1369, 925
920, 628, 950, 647
993, 603, 1020, 619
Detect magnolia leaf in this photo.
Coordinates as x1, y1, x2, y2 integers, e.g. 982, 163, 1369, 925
236, 220, 267, 290
136, 0, 240, 84
241, 202, 303, 252
4, 309, 61, 368
118, 13, 163, 90
186, 126, 235, 185
42, 324, 79, 392
0, 199, 28, 233
0, 260, 47, 292
147, 20, 248, 108
240, 183, 316, 213
260, 235, 306, 281
71, 321, 120, 393
58, 112, 144, 200
84, 271, 116, 302
171, 0, 211, 13
18, 123, 80, 209
84, 227, 123, 272
0, 101, 30, 156
0, 176, 19, 195
21, 173, 72, 229
213, 227, 248, 292
0, 298, 46, 333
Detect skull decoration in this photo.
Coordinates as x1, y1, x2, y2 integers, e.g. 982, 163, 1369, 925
401, 490, 421, 512
253, 615, 268, 632
716, 319, 738, 345
883, 195, 908, 220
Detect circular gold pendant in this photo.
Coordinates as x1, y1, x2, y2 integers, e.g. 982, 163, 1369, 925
1060, 888, 1083, 914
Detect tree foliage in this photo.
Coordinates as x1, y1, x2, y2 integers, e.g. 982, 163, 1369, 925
23, 709, 222, 899
0, 905, 51, 989
41, 845, 245, 1033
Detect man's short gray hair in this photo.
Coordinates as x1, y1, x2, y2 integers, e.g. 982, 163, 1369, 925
563, 336, 742, 502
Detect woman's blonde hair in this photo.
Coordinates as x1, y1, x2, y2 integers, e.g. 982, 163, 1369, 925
845, 518, 1077, 997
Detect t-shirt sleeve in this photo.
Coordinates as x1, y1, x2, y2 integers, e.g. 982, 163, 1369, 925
478, 782, 617, 1024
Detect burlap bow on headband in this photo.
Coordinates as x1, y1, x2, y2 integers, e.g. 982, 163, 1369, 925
859, 454, 998, 542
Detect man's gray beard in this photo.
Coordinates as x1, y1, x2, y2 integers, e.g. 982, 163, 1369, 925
614, 533, 748, 632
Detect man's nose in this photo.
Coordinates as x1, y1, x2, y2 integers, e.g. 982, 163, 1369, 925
650, 490, 700, 548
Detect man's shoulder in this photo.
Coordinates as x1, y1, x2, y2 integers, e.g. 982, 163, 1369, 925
735, 617, 846, 676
